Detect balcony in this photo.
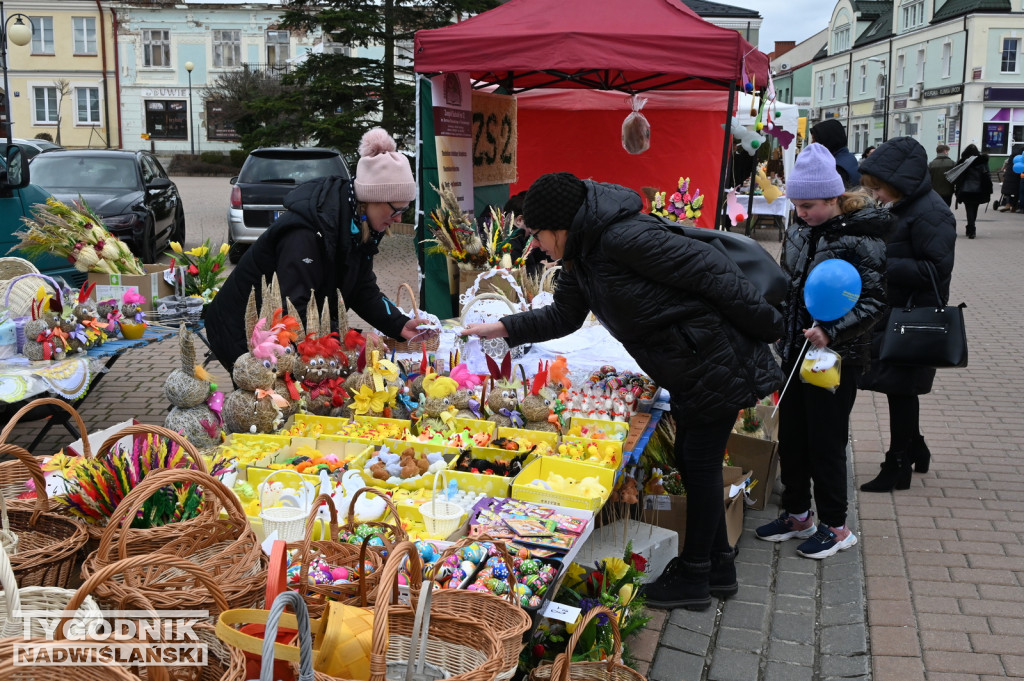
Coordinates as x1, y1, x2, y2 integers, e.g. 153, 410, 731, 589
241, 62, 293, 76
872, 99, 885, 114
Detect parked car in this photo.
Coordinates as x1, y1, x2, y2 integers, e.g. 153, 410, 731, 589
28, 149, 184, 263
227, 147, 349, 263
0, 145, 84, 285
11, 137, 64, 159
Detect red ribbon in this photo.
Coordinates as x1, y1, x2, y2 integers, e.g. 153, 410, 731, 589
284, 373, 301, 401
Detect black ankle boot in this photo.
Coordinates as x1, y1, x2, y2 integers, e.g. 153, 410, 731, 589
860, 450, 912, 492
910, 435, 930, 473
643, 558, 712, 611
709, 548, 738, 599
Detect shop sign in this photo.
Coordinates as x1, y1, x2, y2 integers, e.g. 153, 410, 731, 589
983, 87, 1024, 102
430, 73, 474, 211
142, 88, 189, 98
471, 91, 517, 187
922, 84, 963, 99
893, 98, 908, 109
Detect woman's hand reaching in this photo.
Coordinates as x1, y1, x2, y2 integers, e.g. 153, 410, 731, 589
462, 322, 509, 340
803, 326, 830, 349
400, 317, 439, 342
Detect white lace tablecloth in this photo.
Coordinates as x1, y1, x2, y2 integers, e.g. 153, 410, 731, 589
0, 356, 103, 403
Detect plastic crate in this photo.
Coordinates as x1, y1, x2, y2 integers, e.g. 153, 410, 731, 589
512, 457, 615, 511
358, 439, 460, 491
557, 436, 624, 470
566, 416, 630, 442
246, 439, 373, 488
448, 446, 540, 497
484, 427, 559, 455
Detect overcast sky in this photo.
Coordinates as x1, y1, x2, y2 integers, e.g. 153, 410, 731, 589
723, 0, 833, 52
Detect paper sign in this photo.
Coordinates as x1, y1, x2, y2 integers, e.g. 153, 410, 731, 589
643, 496, 672, 511
541, 602, 581, 624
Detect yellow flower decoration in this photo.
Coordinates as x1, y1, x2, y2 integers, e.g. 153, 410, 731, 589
564, 561, 587, 589
618, 583, 636, 606
368, 350, 400, 392
352, 384, 390, 415
185, 245, 209, 258
170, 241, 184, 254
219, 243, 230, 256
603, 556, 630, 583
422, 374, 458, 399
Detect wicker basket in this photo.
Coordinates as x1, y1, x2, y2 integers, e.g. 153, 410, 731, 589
0, 443, 88, 589
0, 256, 39, 283
424, 535, 532, 681
282, 494, 383, 616
257, 469, 310, 543
456, 292, 529, 361
528, 605, 646, 681
81, 468, 267, 614
217, 541, 504, 681
0, 397, 93, 508
382, 283, 441, 354
0, 538, 103, 639
0, 641, 153, 680
1, 272, 63, 320
338, 486, 409, 562
0, 495, 18, 555
420, 471, 464, 537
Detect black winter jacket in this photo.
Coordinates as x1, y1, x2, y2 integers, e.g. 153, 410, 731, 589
810, 120, 861, 188
501, 181, 785, 425
954, 155, 993, 203
778, 206, 893, 369
206, 176, 408, 370
857, 136, 957, 395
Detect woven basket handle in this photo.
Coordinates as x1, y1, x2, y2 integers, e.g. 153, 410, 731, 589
261, 592, 316, 681
96, 468, 247, 562
539, 265, 561, 292
369, 540, 424, 681
94, 423, 208, 473
59, 554, 233, 637
0, 539, 22, 622
550, 605, 622, 681
344, 486, 406, 540
0, 493, 10, 538
296, 493, 340, 588
395, 282, 421, 318
1, 272, 61, 309
0, 397, 92, 459
460, 292, 519, 326
0, 443, 49, 525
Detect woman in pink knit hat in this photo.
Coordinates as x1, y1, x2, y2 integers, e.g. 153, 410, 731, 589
208, 127, 427, 373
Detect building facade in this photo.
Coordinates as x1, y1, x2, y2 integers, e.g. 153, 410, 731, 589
809, 0, 1024, 165
682, 0, 762, 47
110, 0, 320, 154
772, 29, 830, 119
2, 0, 120, 148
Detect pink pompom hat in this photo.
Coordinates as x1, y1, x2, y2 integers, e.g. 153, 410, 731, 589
353, 127, 417, 203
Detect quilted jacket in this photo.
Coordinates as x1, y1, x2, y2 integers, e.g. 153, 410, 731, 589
501, 181, 784, 425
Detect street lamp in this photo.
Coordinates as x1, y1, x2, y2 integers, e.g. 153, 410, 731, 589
185, 60, 194, 156
867, 57, 889, 142
1, 5, 33, 145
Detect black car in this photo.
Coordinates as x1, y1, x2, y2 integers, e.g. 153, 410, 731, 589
227, 147, 349, 263
12, 137, 64, 159
28, 149, 184, 263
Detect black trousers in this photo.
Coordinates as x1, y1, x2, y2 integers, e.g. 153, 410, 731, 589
778, 363, 859, 529
964, 202, 980, 234
672, 407, 736, 562
887, 393, 920, 451
939, 194, 952, 207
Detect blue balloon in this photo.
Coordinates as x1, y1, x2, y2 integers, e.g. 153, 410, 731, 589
1014, 163, 1024, 174
804, 259, 862, 321
1014, 155, 1024, 164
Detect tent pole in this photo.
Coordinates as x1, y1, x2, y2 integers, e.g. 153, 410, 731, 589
716, 81, 737, 232
415, 74, 424, 309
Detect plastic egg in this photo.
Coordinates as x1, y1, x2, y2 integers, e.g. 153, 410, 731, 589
331, 566, 350, 581
355, 524, 376, 538
466, 583, 489, 592
460, 543, 486, 564
397, 574, 408, 586
447, 569, 467, 587
459, 560, 477, 576
415, 540, 440, 563
518, 559, 542, 576
513, 583, 532, 599
485, 578, 509, 595
528, 595, 543, 608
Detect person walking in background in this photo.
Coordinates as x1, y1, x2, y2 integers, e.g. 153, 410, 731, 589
857, 137, 957, 491
463, 172, 784, 610
952, 144, 993, 239
861, 146, 876, 159
754, 144, 891, 559
928, 144, 955, 207
997, 144, 1023, 211
810, 119, 861, 188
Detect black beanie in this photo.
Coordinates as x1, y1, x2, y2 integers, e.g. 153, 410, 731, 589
523, 172, 586, 231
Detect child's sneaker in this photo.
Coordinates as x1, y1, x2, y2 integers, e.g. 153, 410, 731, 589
755, 512, 816, 542
796, 524, 858, 559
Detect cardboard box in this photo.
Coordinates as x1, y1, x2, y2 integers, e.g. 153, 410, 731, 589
726, 404, 779, 510
88, 264, 174, 312
642, 466, 750, 553
575, 519, 677, 584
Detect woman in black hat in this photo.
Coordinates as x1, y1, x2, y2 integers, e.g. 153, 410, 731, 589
463, 172, 784, 611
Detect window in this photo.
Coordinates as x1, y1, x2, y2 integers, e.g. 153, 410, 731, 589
901, 0, 925, 31
942, 42, 952, 78
30, 16, 54, 54
859, 64, 867, 93
829, 72, 836, 99
833, 25, 850, 53
817, 76, 824, 101
72, 16, 97, 55
1001, 38, 1019, 73
143, 30, 171, 68
877, 75, 886, 101
76, 87, 100, 125
897, 54, 906, 86
206, 99, 240, 140
916, 48, 925, 83
213, 29, 240, 68
33, 87, 58, 124
842, 68, 849, 97
266, 30, 290, 66
145, 100, 187, 139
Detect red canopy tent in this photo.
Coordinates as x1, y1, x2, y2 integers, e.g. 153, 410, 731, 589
414, 0, 770, 227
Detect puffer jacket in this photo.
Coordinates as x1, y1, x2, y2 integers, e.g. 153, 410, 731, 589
778, 206, 893, 368
857, 136, 957, 395
501, 181, 785, 425
206, 176, 408, 371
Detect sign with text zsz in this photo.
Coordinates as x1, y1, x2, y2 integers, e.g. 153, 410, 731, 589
471, 91, 517, 187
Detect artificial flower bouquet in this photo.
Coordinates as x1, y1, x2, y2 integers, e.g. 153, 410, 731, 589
166, 239, 230, 304
12, 198, 146, 274
650, 176, 704, 223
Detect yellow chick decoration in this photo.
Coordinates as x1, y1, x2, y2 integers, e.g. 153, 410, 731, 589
577, 476, 609, 499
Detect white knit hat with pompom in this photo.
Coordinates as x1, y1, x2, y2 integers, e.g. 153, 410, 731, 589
353, 127, 416, 203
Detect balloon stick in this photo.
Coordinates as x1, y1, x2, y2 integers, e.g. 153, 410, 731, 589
772, 332, 813, 419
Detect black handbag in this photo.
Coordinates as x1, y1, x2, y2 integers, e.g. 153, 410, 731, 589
879, 263, 968, 368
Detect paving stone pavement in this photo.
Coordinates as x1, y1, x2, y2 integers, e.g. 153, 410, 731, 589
4, 200, 1023, 681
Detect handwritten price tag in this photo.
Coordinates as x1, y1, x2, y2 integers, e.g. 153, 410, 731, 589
541, 602, 581, 624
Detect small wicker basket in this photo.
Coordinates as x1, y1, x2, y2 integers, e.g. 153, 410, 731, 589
0, 495, 18, 555
0, 272, 63, 320
382, 283, 441, 354
529, 605, 647, 681
258, 469, 313, 543
419, 471, 464, 537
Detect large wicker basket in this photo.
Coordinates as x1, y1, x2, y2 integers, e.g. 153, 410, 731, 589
281, 494, 384, 616
1, 272, 63, 320
529, 605, 646, 681
424, 536, 532, 681
0, 443, 87, 589
382, 283, 441, 354
81, 468, 267, 614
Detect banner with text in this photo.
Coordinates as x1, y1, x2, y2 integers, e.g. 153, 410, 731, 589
431, 73, 475, 215
471, 91, 517, 186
